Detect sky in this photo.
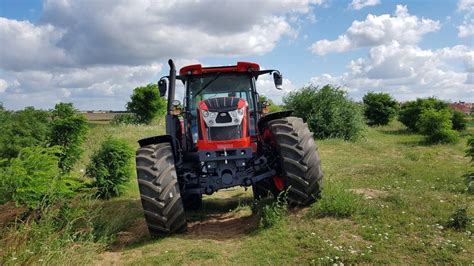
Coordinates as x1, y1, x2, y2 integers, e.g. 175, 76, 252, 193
0, 0, 473, 111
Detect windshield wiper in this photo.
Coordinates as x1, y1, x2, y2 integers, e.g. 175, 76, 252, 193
194, 72, 222, 97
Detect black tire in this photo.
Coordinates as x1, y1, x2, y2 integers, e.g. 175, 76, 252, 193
182, 193, 203, 211
252, 178, 276, 200
258, 116, 323, 206
136, 143, 187, 237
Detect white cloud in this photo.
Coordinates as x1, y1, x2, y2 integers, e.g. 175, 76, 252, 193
0, 79, 7, 93
310, 42, 474, 101
349, 0, 381, 10
457, 0, 474, 37
311, 5, 440, 55
256, 74, 296, 104
0, 0, 322, 109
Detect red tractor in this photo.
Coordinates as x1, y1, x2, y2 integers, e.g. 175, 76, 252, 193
136, 60, 323, 237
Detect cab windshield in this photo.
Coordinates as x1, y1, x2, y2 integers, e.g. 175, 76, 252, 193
187, 73, 254, 111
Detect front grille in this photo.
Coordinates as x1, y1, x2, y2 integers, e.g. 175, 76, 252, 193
215, 112, 232, 123
209, 125, 242, 141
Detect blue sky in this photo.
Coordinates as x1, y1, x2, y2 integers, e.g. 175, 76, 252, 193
0, 0, 472, 110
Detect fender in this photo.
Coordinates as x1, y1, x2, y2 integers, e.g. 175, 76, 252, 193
257, 110, 293, 133
138, 135, 182, 164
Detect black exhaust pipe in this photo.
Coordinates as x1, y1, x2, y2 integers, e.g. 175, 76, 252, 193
167, 59, 176, 115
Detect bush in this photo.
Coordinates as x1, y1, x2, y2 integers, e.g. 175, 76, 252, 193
362, 92, 398, 126
0, 146, 79, 208
308, 182, 363, 218
446, 207, 471, 231
110, 113, 137, 125
466, 137, 474, 194
259, 95, 284, 113
284, 85, 365, 140
452, 110, 467, 131
398, 98, 448, 132
126, 84, 167, 124
86, 138, 134, 199
0, 107, 50, 161
416, 108, 459, 143
49, 103, 88, 173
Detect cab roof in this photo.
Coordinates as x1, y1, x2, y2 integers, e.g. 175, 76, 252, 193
179, 62, 260, 76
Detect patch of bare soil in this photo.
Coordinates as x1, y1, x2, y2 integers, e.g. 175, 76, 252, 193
0, 202, 27, 229
186, 211, 259, 241
109, 219, 149, 251
350, 188, 388, 199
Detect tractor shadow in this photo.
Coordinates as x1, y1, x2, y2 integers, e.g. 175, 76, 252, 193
108, 188, 260, 250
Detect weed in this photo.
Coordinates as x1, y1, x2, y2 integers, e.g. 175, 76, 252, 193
255, 191, 288, 228
309, 182, 364, 218
446, 207, 471, 231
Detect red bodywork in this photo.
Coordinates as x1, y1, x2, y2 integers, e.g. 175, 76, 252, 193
180, 62, 260, 76
196, 98, 251, 151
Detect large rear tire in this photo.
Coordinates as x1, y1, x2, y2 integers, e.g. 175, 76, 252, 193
136, 143, 187, 237
256, 116, 323, 206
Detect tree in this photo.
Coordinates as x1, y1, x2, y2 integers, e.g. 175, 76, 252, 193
49, 103, 88, 173
416, 108, 458, 144
284, 85, 365, 140
451, 110, 467, 131
259, 95, 284, 113
362, 92, 398, 126
126, 84, 167, 124
86, 137, 134, 199
0, 107, 50, 161
398, 98, 448, 132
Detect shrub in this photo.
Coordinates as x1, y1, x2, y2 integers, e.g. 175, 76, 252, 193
446, 207, 471, 231
0, 146, 79, 208
86, 137, 134, 199
110, 113, 137, 125
451, 110, 467, 131
466, 137, 474, 194
362, 92, 398, 126
308, 182, 363, 218
126, 84, 167, 124
398, 98, 448, 132
284, 85, 365, 140
49, 103, 88, 173
416, 108, 459, 143
0, 107, 50, 161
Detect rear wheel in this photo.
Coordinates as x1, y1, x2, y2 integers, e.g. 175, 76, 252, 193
136, 143, 187, 237
256, 116, 323, 206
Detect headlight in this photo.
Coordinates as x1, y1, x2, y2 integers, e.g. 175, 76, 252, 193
237, 108, 244, 115
202, 110, 209, 117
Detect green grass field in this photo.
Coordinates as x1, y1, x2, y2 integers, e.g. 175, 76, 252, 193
81, 120, 473, 265
2, 120, 473, 265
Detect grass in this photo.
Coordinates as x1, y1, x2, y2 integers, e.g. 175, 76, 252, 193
2, 120, 473, 264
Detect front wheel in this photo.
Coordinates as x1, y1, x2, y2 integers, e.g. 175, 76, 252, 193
255, 116, 323, 206
136, 143, 187, 237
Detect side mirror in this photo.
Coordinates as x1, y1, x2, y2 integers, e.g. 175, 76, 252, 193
273, 72, 283, 90
158, 79, 167, 97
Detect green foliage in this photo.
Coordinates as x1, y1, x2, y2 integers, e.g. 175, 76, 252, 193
451, 111, 467, 131
110, 113, 137, 125
416, 108, 459, 143
0, 146, 78, 208
86, 137, 134, 199
284, 85, 365, 140
466, 137, 474, 194
49, 103, 88, 173
446, 207, 471, 231
309, 182, 363, 218
398, 98, 448, 132
126, 84, 167, 124
259, 95, 284, 113
362, 92, 398, 126
255, 192, 288, 228
0, 107, 50, 161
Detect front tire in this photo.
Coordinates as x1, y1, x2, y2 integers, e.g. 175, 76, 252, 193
136, 143, 187, 237
257, 116, 323, 206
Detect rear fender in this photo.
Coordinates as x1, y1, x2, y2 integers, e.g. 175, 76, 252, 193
257, 110, 293, 133
138, 135, 182, 164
